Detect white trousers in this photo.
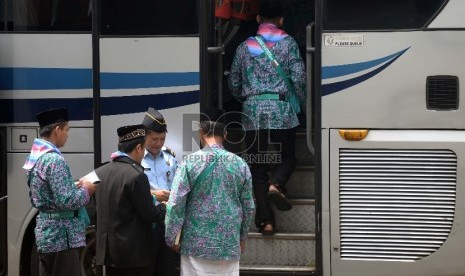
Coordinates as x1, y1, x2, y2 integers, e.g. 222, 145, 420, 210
180, 255, 240, 276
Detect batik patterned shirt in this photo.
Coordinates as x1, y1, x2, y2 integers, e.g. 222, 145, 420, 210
229, 23, 306, 130
27, 152, 90, 253
165, 144, 255, 260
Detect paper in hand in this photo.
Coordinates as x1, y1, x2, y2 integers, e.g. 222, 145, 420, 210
82, 170, 101, 184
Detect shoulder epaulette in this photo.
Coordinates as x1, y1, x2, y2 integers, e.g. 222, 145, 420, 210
163, 146, 176, 157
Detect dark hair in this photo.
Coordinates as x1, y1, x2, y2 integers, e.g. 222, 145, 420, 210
144, 128, 165, 135
118, 136, 145, 153
39, 121, 68, 138
259, 0, 283, 19
199, 121, 226, 138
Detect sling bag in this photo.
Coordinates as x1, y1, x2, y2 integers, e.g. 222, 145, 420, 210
255, 35, 301, 114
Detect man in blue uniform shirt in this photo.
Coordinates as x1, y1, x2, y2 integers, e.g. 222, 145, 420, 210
141, 107, 179, 276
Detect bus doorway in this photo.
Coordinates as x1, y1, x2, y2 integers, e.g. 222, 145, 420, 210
203, 0, 317, 274
206, 0, 315, 121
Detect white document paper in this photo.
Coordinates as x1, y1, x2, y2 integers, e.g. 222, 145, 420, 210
82, 170, 101, 184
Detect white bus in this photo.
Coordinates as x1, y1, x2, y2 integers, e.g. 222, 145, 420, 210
317, 0, 465, 275
2, 0, 465, 275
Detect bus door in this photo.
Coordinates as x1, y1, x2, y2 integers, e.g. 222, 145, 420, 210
208, 1, 319, 274
321, 1, 465, 275
0, 127, 6, 276
97, 0, 200, 161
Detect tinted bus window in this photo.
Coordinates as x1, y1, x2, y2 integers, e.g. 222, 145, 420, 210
9, 0, 91, 31
101, 0, 198, 35
0, 0, 4, 31
323, 0, 446, 30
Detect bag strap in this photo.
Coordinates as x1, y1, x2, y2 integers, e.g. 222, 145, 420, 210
255, 35, 295, 95
195, 149, 227, 184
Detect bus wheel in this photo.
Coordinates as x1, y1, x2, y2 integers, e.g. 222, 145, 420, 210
80, 228, 96, 276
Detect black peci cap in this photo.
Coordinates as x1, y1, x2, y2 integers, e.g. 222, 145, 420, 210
143, 107, 167, 133
259, 0, 283, 18
36, 108, 69, 128
117, 124, 146, 142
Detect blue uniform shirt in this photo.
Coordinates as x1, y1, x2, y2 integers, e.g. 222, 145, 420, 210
141, 146, 177, 193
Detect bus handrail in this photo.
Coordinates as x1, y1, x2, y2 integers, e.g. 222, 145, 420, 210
306, 22, 315, 155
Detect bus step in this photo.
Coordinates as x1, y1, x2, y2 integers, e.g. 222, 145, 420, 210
241, 233, 315, 267
240, 264, 316, 275
286, 166, 315, 198
249, 200, 315, 233
247, 232, 315, 240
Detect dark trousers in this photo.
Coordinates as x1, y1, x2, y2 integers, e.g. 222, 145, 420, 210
39, 248, 81, 276
106, 266, 150, 276
245, 128, 297, 228
151, 223, 180, 276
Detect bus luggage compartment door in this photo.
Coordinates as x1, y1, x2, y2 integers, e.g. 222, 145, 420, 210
6, 127, 94, 276
328, 129, 465, 276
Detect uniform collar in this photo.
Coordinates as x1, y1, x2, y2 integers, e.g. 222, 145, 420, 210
144, 148, 163, 160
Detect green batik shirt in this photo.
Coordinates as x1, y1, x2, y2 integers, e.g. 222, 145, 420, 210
165, 144, 255, 260
228, 35, 306, 130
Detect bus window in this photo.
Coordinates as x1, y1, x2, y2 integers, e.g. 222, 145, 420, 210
0, 0, 4, 31
101, 0, 198, 35
8, 0, 91, 31
323, 0, 446, 30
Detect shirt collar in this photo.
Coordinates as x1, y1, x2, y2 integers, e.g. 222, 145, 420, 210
23, 138, 61, 170
144, 149, 163, 160
204, 144, 224, 150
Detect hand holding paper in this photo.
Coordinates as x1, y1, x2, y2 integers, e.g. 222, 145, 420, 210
78, 170, 100, 196
81, 170, 101, 184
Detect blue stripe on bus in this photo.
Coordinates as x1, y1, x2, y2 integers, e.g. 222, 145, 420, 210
322, 48, 409, 80
322, 50, 400, 79
322, 50, 406, 96
0, 97, 93, 123
101, 72, 199, 89
100, 90, 199, 116
0, 68, 199, 90
0, 90, 199, 123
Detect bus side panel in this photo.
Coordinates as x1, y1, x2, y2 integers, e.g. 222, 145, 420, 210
321, 30, 465, 130
0, 34, 93, 127
328, 129, 465, 276
321, 128, 331, 276
0, 33, 92, 275
99, 37, 200, 161
6, 126, 94, 276
6, 151, 36, 276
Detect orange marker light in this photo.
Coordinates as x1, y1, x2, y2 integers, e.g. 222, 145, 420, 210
338, 129, 369, 141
